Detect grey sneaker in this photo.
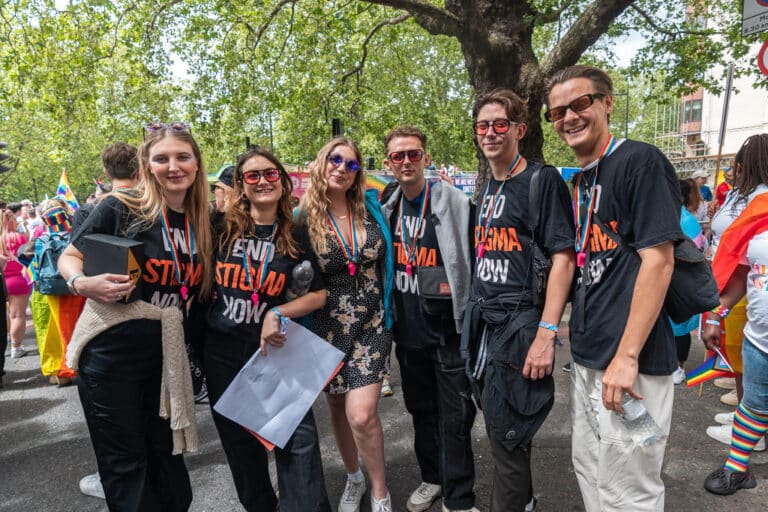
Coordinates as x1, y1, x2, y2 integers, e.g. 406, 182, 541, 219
407, 482, 441, 512
338, 477, 366, 512
79, 472, 105, 499
10, 345, 27, 359
371, 492, 392, 512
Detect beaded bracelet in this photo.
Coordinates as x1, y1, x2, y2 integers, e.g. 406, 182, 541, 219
710, 306, 731, 318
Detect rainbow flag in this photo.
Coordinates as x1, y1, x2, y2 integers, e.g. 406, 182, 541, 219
686, 352, 736, 387
365, 173, 396, 199
56, 169, 80, 211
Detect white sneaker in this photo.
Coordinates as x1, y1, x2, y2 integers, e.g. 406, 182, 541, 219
338, 477, 366, 512
672, 366, 686, 385
706, 424, 766, 451
721, 390, 739, 407
10, 345, 27, 358
371, 492, 392, 512
407, 482, 441, 512
380, 381, 393, 397
79, 472, 105, 499
714, 412, 735, 425
526, 496, 538, 511
714, 377, 737, 390
442, 505, 480, 512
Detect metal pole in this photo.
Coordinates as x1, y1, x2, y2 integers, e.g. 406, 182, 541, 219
624, 85, 630, 140
714, 63, 735, 191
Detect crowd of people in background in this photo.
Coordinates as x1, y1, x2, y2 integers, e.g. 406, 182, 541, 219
1, 64, 768, 512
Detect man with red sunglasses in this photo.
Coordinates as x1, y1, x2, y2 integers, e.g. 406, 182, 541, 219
545, 65, 683, 512
380, 126, 476, 512
462, 89, 575, 512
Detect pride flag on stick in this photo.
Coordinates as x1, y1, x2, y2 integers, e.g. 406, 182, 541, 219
56, 169, 80, 211
686, 349, 736, 387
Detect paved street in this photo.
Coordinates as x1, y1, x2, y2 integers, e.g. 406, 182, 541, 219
2, 314, 768, 512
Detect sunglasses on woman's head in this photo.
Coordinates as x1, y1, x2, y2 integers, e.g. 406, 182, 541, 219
328, 153, 361, 173
241, 168, 281, 184
143, 122, 191, 133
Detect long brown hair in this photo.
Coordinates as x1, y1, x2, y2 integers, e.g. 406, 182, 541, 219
683, 178, 703, 214
219, 146, 298, 259
298, 137, 366, 256
113, 128, 213, 300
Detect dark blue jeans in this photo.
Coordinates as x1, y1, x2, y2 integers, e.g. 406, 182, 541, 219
395, 335, 477, 510
204, 334, 330, 512
77, 320, 192, 512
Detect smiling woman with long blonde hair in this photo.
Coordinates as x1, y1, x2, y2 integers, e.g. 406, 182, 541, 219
297, 136, 394, 512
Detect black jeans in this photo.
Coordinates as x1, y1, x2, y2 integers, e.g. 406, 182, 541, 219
204, 334, 330, 512
395, 336, 477, 510
76, 320, 192, 512
487, 431, 533, 512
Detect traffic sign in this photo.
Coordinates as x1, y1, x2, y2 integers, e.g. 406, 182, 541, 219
759, 39, 768, 76
744, 0, 768, 36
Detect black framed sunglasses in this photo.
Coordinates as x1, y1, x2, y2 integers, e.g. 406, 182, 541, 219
473, 119, 513, 136
545, 93, 605, 122
387, 149, 424, 165
241, 168, 282, 184
328, 153, 361, 173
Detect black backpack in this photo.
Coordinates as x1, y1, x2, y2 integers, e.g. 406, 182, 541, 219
591, 215, 720, 323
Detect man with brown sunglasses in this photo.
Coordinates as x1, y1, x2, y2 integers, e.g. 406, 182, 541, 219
545, 65, 683, 511
380, 126, 477, 512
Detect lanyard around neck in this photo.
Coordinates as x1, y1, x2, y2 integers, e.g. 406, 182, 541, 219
573, 134, 617, 267
241, 222, 278, 306
476, 153, 523, 258
398, 180, 431, 276
327, 205, 358, 276
159, 208, 195, 301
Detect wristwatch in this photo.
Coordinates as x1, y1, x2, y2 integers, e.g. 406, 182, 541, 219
66, 272, 85, 295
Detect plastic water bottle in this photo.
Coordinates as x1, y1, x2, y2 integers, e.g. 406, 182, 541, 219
285, 260, 313, 300
617, 395, 663, 446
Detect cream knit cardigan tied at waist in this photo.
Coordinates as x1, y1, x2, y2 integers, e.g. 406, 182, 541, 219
66, 299, 198, 455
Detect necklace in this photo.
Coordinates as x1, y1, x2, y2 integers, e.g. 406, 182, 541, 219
159, 208, 195, 301
327, 205, 358, 276
398, 180, 431, 276
477, 153, 524, 258
241, 222, 279, 306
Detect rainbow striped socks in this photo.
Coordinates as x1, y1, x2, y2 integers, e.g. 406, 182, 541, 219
724, 402, 768, 472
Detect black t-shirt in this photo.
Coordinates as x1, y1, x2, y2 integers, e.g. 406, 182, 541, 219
470, 162, 574, 302
72, 196, 202, 307
569, 140, 684, 375
390, 189, 448, 349
206, 223, 324, 342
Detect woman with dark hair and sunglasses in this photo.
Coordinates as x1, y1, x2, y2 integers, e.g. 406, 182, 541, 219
297, 137, 394, 512
203, 146, 331, 512
58, 123, 214, 511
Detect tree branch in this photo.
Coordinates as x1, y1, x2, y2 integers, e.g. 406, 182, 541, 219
630, 4, 725, 39
145, 0, 184, 41
359, 0, 461, 36
251, 0, 296, 50
541, 0, 635, 78
535, 0, 576, 25
341, 13, 412, 84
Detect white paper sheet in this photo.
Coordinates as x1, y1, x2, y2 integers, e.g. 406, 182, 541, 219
213, 319, 344, 449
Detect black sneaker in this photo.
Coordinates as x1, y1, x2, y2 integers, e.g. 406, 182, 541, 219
562, 362, 571, 373
704, 468, 757, 495
194, 382, 208, 403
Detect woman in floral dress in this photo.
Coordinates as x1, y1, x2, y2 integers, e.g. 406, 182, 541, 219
298, 137, 394, 512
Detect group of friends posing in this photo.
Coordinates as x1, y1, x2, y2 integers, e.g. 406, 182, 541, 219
54, 64, 768, 512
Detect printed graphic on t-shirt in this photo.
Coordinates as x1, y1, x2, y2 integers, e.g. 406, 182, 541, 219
393, 207, 439, 295
470, 163, 574, 300
145, 222, 202, 308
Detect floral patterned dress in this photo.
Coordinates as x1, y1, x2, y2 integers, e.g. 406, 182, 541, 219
313, 212, 392, 394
